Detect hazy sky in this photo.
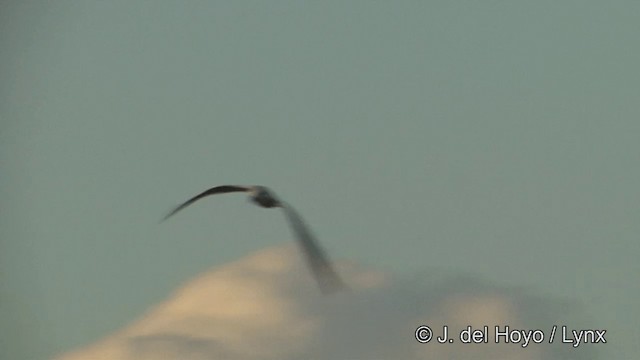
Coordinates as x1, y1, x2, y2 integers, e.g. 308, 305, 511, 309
51, 245, 601, 360
1, 1, 638, 359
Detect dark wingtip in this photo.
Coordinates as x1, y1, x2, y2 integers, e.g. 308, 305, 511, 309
319, 279, 350, 295
159, 207, 181, 224
316, 263, 350, 295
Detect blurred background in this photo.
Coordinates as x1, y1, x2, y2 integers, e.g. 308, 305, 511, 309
1, 1, 638, 359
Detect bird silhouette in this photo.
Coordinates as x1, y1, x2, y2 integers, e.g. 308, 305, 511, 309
162, 185, 346, 294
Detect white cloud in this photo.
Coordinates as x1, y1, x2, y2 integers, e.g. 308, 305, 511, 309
53, 245, 597, 360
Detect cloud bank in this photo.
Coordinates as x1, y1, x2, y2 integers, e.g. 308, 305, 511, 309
54, 245, 598, 360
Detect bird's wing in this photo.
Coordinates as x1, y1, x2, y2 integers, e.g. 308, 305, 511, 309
162, 185, 251, 221
281, 203, 346, 294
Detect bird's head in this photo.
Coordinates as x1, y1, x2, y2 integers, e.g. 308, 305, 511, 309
249, 186, 282, 208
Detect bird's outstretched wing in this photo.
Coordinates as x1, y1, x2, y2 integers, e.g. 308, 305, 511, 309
162, 185, 250, 222
281, 203, 346, 294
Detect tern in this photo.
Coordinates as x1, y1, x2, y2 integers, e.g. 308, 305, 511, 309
162, 185, 346, 294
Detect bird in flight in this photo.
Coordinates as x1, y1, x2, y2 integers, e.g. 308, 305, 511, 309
162, 185, 346, 294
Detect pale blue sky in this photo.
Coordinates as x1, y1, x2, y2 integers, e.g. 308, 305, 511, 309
1, 1, 638, 359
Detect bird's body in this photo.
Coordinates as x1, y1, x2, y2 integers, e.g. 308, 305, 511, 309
162, 185, 345, 294
248, 186, 281, 208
